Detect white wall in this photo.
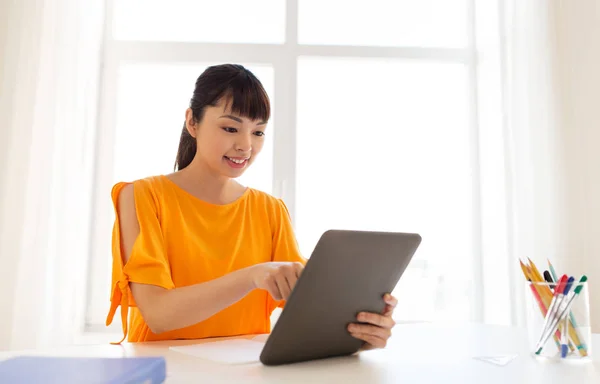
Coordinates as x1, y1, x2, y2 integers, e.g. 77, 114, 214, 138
553, 2, 600, 331
507, 0, 600, 333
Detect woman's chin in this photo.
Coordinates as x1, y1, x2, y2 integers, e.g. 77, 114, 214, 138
220, 165, 249, 178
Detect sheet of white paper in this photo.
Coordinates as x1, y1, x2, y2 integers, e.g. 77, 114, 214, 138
170, 339, 265, 364
473, 355, 518, 366
251, 333, 269, 343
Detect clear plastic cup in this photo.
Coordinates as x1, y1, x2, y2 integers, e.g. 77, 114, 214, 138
524, 280, 592, 361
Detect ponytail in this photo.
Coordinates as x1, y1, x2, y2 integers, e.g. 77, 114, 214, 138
174, 122, 197, 171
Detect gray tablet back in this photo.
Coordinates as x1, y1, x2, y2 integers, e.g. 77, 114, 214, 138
259, 229, 421, 365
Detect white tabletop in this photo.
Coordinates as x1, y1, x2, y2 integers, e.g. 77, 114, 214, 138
2, 323, 600, 383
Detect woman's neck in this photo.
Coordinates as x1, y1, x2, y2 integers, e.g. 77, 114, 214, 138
171, 159, 244, 205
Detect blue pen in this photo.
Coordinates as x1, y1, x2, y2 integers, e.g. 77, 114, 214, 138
560, 276, 575, 357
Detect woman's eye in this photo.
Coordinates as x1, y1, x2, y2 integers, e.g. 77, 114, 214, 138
254, 131, 265, 137
223, 127, 238, 133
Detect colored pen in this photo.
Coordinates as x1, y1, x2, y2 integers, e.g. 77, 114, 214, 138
560, 277, 575, 358
547, 259, 558, 282
543, 270, 555, 290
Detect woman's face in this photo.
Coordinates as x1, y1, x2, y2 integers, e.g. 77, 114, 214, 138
186, 98, 267, 178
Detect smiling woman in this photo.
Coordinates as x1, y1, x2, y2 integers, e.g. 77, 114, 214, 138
105, 64, 399, 348
106, 64, 303, 342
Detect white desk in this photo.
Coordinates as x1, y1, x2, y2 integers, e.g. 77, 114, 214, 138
2, 323, 599, 383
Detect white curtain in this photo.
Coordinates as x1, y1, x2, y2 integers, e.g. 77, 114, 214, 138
498, 0, 600, 331
0, 0, 104, 350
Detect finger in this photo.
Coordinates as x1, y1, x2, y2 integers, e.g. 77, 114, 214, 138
383, 293, 398, 308
382, 304, 395, 316
357, 312, 395, 329
350, 332, 387, 349
275, 274, 291, 300
293, 262, 304, 278
348, 323, 392, 340
284, 271, 298, 296
284, 265, 300, 285
265, 279, 282, 301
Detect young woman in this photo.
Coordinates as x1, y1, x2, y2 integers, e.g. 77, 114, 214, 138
106, 64, 398, 350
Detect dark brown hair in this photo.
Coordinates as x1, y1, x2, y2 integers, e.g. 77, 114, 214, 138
175, 64, 271, 171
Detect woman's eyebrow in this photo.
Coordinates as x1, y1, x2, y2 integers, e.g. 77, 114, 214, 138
219, 114, 242, 123
219, 114, 267, 126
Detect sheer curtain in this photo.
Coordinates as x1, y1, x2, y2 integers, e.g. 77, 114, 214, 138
0, 0, 104, 350
500, 0, 600, 330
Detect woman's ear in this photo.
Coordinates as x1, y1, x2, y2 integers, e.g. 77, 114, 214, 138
185, 108, 197, 138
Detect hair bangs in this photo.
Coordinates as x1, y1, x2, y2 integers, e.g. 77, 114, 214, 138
220, 71, 270, 123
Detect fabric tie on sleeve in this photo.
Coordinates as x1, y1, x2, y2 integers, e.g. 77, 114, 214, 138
105, 273, 130, 345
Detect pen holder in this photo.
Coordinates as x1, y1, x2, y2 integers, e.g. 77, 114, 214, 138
524, 281, 592, 360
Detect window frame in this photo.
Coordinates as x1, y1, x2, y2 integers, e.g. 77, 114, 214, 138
85, 0, 486, 335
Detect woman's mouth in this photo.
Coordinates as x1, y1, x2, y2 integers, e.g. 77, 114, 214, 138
224, 156, 249, 169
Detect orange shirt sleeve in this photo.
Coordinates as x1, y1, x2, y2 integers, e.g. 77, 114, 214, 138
105, 179, 175, 344
271, 198, 306, 264
270, 198, 306, 309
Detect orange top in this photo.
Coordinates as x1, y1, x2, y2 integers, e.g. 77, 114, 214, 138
105, 175, 305, 343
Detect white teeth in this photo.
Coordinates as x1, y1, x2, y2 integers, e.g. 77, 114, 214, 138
228, 157, 247, 164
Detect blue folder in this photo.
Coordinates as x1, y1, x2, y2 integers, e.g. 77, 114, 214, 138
0, 356, 166, 384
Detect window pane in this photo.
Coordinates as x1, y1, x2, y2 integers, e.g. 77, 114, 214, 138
113, 0, 285, 44
296, 58, 473, 321
298, 0, 468, 48
113, 63, 275, 194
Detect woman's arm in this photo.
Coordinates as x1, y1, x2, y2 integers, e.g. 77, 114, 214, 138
118, 184, 302, 334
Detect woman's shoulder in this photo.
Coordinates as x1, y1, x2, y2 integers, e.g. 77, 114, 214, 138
110, 175, 168, 203
245, 187, 284, 207
245, 187, 291, 220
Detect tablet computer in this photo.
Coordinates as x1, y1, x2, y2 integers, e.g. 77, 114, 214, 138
259, 229, 422, 366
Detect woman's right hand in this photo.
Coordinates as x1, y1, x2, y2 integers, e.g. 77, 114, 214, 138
250, 262, 304, 301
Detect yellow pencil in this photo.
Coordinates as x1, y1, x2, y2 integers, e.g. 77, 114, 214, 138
527, 258, 545, 283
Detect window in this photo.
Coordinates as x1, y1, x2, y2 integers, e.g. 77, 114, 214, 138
298, 0, 468, 48
113, 0, 285, 43
296, 58, 473, 321
87, 0, 501, 332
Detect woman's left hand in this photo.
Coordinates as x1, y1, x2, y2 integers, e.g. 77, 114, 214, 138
347, 293, 398, 350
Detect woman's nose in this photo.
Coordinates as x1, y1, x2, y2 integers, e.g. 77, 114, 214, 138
235, 134, 252, 152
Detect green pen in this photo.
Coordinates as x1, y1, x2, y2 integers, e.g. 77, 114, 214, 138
547, 259, 558, 282
568, 276, 589, 354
